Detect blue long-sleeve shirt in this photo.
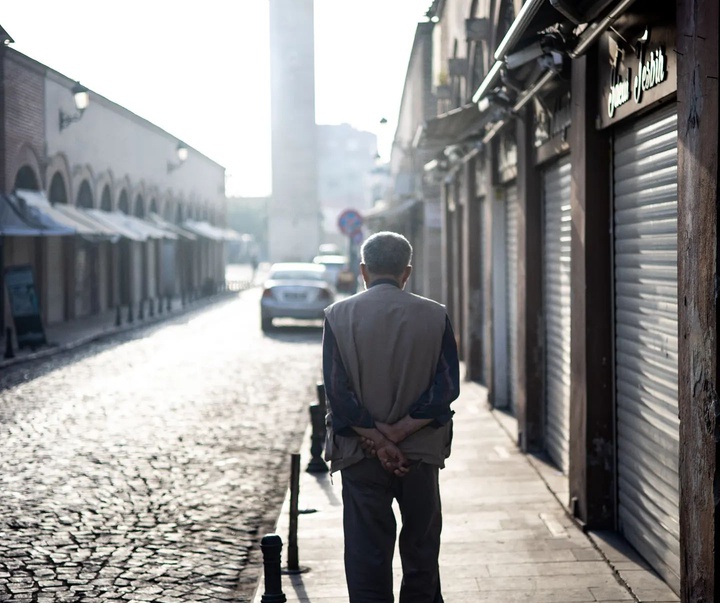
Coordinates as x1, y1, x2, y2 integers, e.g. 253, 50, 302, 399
322, 313, 460, 437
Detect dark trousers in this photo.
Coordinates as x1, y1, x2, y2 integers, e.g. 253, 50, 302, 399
341, 458, 444, 603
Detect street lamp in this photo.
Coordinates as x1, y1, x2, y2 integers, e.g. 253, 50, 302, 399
167, 141, 189, 173
59, 81, 90, 131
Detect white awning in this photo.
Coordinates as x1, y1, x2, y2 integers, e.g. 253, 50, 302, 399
15, 189, 101, 237
221, 227, 244, 241
85, 210, 177, 241
0, 193, 75, 236
182, 220, 227, 241
52, 204, 122, 242
147, 212, 198, 240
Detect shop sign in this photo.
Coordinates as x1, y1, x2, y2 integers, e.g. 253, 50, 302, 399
598, 25, 676, 128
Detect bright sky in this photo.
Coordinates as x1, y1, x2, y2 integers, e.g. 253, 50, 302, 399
2, 1, 430, 197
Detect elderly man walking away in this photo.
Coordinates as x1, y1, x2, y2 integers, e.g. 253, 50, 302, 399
322, 231, 460, 603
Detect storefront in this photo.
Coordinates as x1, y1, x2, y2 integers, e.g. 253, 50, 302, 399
542, 154, 572, 472
493, 132, 519, 414
599, 17, 680, 591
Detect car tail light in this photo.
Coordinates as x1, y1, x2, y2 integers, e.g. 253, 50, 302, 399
262, 288, 274, 299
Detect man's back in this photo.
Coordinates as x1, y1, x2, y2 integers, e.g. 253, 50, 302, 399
325, 282, 450, 469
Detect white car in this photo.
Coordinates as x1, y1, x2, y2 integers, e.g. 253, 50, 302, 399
260, 262, 335, 331
312, 254, 356, 293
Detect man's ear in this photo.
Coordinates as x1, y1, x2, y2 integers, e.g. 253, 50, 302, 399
360, 263, 370, 286
401, 265, 412, 286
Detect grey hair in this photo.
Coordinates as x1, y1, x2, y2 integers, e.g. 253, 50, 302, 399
361, 231, 413, 276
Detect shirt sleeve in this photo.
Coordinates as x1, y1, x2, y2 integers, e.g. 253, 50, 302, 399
322, 318, 375, 436
408, 315, 460, 426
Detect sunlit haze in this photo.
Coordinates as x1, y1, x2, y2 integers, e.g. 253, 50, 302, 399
1, 1, 430, 197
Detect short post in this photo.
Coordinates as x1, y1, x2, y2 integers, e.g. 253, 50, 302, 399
287, 453, 301, 573
316, 382, 326, 412
115, 305, 122, 327
4, 327, 15, 360
127, 302, 134, 323
148, 298, 155, 318
157, 297, 163, 315
167, 296, 172, 312
306, 404, 328, 473
260, 534, 286, 603
138, 299, 145, 320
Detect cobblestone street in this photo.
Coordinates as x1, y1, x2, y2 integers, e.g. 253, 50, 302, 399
0, 290, 323, 602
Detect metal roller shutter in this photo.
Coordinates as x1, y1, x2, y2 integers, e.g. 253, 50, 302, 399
614, 105, 679, 591
477, 196, 487, 384
505, 186, 519, 414
543, 156, 572, 472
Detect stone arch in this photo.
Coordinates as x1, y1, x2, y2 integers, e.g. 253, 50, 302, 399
118, 189, 130, 214
100, 185, 112, 211
96, 171, 114, 210
77, 180, 94, 208
46, 154, 73, 201
48, 172, 69, 204
134, 194, 146, 218
159, 190, 174, 220
71, 165, 95, 207
115, 176, 132, 213
11, 144, 43, 191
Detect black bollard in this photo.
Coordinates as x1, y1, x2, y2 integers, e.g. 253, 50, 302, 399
158, 297, 163, 315
316, 382, 326, 412
167, 296, 172, 312
149, 298, 155, 318
306, 404, 328, 473
115, 305, 122, 327
260, 534, 286, 603
127, 302, 134, 323
287, 453, 301, 573
138, 299, 145, 320
4, 327, 15, 360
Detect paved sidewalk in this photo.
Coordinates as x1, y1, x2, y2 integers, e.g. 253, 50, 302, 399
254, 383, 679, 603
0, 289, 249, 370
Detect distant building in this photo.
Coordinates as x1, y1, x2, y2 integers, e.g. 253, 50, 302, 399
317, 123, 378, 249
268, 0, 320, 262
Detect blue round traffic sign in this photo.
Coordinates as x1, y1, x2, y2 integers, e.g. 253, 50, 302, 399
338, 209, 363, 236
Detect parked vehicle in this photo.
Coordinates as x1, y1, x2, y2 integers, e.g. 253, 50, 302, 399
312, 254, 356, 294
260, 262, 335, 331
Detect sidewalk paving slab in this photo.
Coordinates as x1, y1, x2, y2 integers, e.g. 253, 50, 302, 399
253, 382, 679, 603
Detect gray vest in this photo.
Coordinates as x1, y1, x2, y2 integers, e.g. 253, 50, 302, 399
324, 283, 453, 472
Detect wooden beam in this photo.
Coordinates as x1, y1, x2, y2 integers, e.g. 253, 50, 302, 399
515, 107, 544, 451
677, 0, 719, 598
568, 47, 614, 528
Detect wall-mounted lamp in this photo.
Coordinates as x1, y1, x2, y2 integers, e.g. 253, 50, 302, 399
59, 81, 90, 131
167, 141, 189, 173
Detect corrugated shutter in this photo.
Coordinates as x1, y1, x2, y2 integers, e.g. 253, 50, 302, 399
614, 105, 679, 591
543, 156, 572, 472
505, 185, 519, 413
